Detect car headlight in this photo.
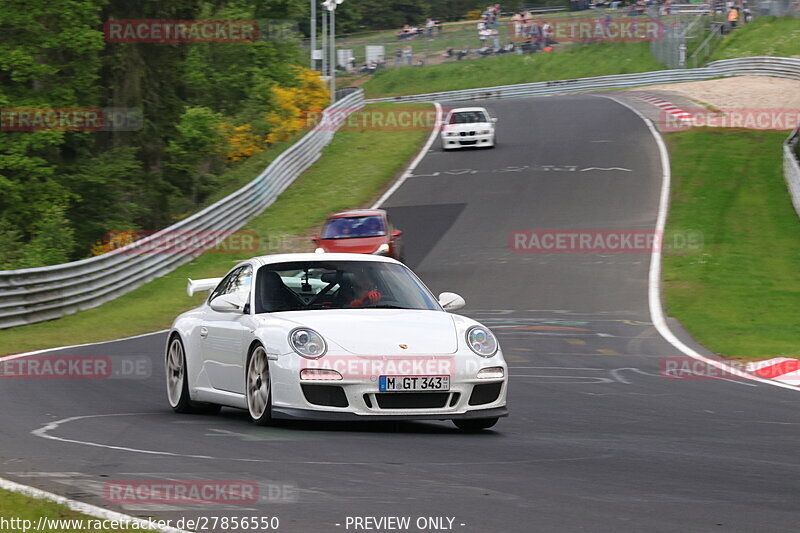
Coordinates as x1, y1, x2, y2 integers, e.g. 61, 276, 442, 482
374, 243, 390, 254
466, 326, 498, 357
289, 328, 327, 359
445, 131, 457, 137
480, 130, 491, 134
314, 247, 325, 254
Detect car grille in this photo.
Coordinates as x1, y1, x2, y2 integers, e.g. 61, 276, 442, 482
459, 140, 477, 145
375, 392, 450, 409
459, 131, 476, 137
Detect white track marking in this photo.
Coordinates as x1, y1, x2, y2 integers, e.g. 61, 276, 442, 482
0, 476, 189, 533
594, 94, 799, 393
0, 329, 168, 362
32, 413, 526, 466
371, 102, 443, 208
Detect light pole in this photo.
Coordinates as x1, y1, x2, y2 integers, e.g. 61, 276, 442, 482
321, 7, 327, 79
310, 0, 316, 71
323, 0, 344, 103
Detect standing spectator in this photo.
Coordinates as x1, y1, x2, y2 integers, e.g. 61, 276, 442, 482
728, 6, 739, 27
394, 47, 402, 66
491, 27, 500, 48
426, 18, 435, 38
512, 12, 523, 37
480, 26, 492, 46
403, 45, 413, 65
478, 17, 488, 46
542, 21, 553, 44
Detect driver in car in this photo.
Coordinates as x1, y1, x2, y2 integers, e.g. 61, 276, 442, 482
343, 274, 382, 307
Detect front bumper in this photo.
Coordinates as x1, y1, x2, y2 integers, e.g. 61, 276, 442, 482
272, 405, 508, 421
270, 353, 508, 421
441, 132, 494, 149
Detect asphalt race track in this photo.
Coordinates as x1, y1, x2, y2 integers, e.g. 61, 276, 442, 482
2, 95, 799, 532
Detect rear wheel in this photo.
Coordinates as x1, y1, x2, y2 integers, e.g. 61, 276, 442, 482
453, 417, 498, 432
166, 335, 220, 415
246, 344, 273, 426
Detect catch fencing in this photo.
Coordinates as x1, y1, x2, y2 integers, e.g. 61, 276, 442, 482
0, 89, 365, 329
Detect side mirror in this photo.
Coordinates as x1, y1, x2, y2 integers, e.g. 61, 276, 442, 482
491, 117, 498, 123
392, 229, 403, 238
438, 292, 465, 312
312, 234, 320, 244
209, 294, 245, 313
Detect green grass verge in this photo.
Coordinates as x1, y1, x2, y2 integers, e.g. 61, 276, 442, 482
0, 104, 429, 355
362, 42, 664, 98
711, 16, 800, 60
663, 128, 800, 359
0, 487, 156, 532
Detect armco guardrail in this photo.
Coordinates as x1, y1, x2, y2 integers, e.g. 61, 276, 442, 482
366, 57, 800, 103
784, 122, 800, 217
0, 89, 365, 329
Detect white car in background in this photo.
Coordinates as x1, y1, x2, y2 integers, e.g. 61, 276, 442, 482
166, 253, 508, 432
440, 107, 497, 150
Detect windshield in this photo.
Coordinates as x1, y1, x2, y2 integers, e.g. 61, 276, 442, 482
254, 260, 440, 313
448, 111, 489, 124
321, 216, 386, 239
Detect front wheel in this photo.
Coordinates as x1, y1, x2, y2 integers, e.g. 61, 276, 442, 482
165, 335, 220, 415
246, 344, 273, 426
453, 417, 498, 432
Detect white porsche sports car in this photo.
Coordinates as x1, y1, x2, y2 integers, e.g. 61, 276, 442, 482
166, 253, 508, 431
440, 106, 497, 150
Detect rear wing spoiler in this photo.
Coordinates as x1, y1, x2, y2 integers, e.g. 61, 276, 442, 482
187, 277, 223, 297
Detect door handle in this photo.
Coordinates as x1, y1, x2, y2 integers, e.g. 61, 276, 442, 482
199, 327, 208, 338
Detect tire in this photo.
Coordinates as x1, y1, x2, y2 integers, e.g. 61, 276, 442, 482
246, 344, 273, 426
453, 417, 499, 432
166, 335, 221, 415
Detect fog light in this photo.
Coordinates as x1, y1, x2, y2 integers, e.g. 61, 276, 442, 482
300, 369, 342, 380
477, 367, 504, 379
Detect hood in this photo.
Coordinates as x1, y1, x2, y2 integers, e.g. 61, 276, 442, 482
266, 309, 458, 355
318, 235, 386, 254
